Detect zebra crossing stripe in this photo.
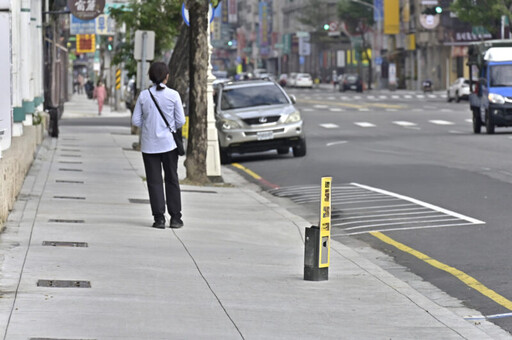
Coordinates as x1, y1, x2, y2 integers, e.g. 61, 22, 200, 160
429, 120, 454, 125
354, 122, 376, 127
319, 123, 339, 129
393, 121, 416, 127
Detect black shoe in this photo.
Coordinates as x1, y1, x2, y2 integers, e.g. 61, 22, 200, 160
152, 219, 166, 229
170, 218, 184, 229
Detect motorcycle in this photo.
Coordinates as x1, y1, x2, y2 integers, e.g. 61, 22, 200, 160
422, 80, 433, 93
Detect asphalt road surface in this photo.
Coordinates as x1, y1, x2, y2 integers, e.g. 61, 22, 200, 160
229, 86, 512, 335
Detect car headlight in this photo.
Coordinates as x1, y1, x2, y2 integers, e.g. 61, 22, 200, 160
285, 111, 301, 123
219, 118, 241, 130
488, 93, 505, 104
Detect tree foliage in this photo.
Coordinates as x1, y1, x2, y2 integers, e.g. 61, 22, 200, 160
109, 0, 182, 76
299, 0, 338, 31
337, 0, 374, 36
451, 0, 512, 35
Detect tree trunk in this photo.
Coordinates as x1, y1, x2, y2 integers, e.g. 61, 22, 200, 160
184, 0, 210, 184
167, 23, 190, 102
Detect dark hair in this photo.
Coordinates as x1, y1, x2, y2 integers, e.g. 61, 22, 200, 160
148, 62, 169, 91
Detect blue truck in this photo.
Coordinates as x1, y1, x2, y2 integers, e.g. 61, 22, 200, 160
469, 40, 512, 134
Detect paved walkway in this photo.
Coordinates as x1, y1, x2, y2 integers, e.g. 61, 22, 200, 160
0, 94, 508, 339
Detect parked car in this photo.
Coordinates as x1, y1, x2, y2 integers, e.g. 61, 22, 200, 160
295, 73, 313, 88
447, 77, 471, 102
214, 79, 306, 164
339, 74, 363, 92
288, 72, 298, 87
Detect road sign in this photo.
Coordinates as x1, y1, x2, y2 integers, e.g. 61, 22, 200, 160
70, 15, 96, 35
68, 0, 105, 20
134, 30, 155, 61
296, 31, 310, 39
95, 14, 115, 35
181, 2, 214, 26
319, 177, 332, 268
76, 34, 96, 53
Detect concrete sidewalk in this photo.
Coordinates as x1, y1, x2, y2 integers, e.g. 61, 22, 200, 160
0, 94, 508, 339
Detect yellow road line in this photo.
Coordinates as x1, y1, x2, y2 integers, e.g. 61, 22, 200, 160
371, 231, 512, 311
232, 163, 261, 180
297, 98, 405, 110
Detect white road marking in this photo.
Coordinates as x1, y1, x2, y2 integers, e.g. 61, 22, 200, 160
313, 104, 329, 109
354, 122, 376, 128
333, 223, 481, 236
302, 108, 314, 112
336, 214, 452, 227
326, 141, 348, 147
367, 95, 375, 99
319, 123, 339, 129
393, 121, 417, 127
386, 109, 398, 112
416, 95, 425, 99
351, 183, 485, 224
391, 95, 400, 99
354, 96, 362, 100
327, 96, 335, 100
358, 108, 370, 111
465, 119, 473, 123
379, 95, 387, 99
329, 108, 345, 112
449, 130, 464, 134
404, 95, 412, 99
429, 120, 454, 125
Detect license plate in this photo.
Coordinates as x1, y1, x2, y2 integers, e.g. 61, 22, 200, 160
350, 85, 357, 89
257, 131, 274, 140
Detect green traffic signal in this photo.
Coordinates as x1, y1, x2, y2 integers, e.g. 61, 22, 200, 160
323, 24, 330, 31
435, 6, 442, 14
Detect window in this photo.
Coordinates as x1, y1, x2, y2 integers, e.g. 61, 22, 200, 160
221, 85, 289, 110
490, 65, 512, 87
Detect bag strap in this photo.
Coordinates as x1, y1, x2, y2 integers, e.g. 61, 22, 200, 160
147, 89, 173, 132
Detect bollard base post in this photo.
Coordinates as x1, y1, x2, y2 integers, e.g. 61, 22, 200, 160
304, 226, 328, 281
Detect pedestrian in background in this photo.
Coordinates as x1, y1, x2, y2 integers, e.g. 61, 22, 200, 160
77, 73, 84, 94
131, 62, 186, 229
93, 80, 107, 115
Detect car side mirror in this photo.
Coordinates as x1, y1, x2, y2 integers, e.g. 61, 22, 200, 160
289, 94, 297, 104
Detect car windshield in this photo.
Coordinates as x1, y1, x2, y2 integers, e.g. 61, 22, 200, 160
490, 65, 512, 87
221, 84, 289, 110
346, 75, 358, 82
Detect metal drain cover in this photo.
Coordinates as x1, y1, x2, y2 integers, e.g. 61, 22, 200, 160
129, 198, 150, 204
48, 219, 85, 224
42, 241, 88, 247
37, 280, 91, 288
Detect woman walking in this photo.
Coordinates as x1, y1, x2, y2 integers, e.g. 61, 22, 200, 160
131, 62, 186, 229
93, 80, 107, 115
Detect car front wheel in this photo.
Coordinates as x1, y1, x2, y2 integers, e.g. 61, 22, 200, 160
293, 139, 307, 157
219, 147, 232, 164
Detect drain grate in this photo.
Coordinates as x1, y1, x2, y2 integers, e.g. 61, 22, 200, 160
58, 168, 83, 172
182, 189, 218, 194
37, 280, 91, 288
58, 161, 83, 164
48, 219, 85, 223
30, 338, 96, 340
43, 241, 88, 247
56, 180, 84, 184
53, 196, 85, 200
129, 198, 150, 204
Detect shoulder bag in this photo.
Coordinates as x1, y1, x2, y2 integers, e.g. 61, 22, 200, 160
147, 89, 185, 156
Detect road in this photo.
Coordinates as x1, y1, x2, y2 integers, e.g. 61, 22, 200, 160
230, 86, 512, 335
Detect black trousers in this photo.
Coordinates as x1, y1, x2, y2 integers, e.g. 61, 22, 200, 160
142, 150, 182, 221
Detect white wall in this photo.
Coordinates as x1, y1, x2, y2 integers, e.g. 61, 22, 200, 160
0, 7, 12, 153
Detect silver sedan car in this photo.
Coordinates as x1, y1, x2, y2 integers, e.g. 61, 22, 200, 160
214, 79, 306, 164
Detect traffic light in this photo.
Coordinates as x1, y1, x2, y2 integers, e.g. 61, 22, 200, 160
422, 6, 442, 15
107, 36, 113, 51
323, 24, 330, 31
